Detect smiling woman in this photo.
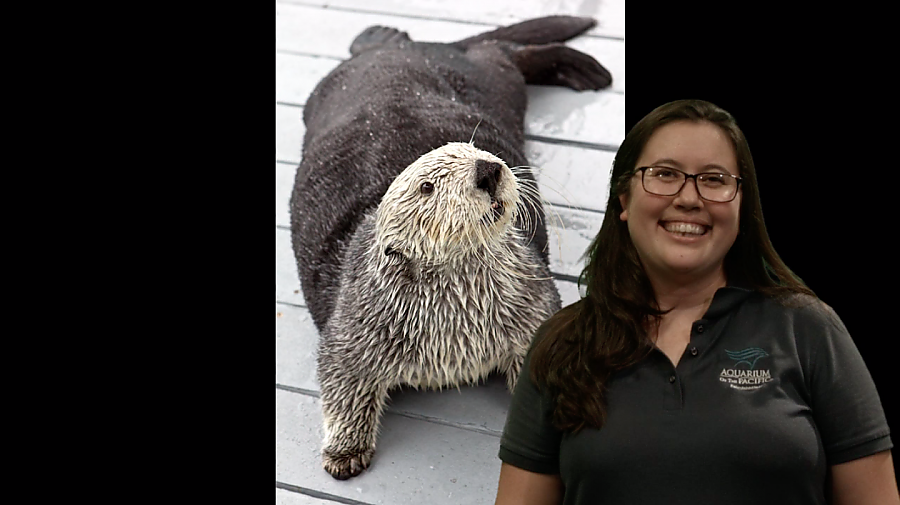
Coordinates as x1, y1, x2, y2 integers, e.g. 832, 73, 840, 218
493, 99, 898, 505
619, 120, 742, 302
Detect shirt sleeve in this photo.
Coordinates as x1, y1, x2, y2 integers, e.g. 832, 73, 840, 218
798, 301, 893, 465
498, 336, 563, 474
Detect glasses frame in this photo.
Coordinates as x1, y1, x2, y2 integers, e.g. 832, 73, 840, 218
635, 166, 743, 203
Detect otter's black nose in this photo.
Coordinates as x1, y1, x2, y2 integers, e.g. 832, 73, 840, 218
475, 159, 502, 197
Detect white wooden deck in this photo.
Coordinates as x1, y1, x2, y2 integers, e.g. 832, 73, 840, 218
276, 1, 624, 503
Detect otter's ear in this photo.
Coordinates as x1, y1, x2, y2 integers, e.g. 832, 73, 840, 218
384, 244, 408, 263
383, 244, 417, 279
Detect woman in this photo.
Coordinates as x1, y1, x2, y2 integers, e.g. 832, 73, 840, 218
494, 99, 897, 504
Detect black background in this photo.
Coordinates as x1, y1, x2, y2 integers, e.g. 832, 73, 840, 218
625, 9, 895, 467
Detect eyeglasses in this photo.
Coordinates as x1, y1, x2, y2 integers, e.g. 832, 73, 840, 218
635, 166, 742, 203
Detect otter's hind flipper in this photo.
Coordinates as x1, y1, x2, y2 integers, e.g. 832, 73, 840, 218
514, 43, 612, 91
453, 16, 596, 49
349, 26, 411, 56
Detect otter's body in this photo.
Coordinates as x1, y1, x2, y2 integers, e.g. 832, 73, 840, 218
289, 17, 610, 479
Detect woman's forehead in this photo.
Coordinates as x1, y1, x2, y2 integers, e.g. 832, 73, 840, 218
639, 121, 739, 175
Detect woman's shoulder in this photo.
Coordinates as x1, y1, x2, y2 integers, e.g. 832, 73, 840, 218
753, 291, 849, 340
771, 292, 838, 319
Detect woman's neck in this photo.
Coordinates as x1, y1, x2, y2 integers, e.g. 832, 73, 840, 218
649, 268, 728, 315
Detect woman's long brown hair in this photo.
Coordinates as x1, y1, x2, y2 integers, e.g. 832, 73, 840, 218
529, 99, 815, 433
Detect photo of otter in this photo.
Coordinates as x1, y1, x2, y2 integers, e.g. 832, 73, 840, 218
292, 16, 609, 480
276, 2, 624, 502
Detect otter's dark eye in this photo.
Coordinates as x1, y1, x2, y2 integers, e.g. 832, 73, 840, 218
420, 182, 434, 194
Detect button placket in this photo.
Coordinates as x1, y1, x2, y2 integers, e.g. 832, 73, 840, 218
690, 320, 708, 359
663, 371, 682, 410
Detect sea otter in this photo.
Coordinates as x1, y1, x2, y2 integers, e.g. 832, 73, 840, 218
289, 15, 611, 479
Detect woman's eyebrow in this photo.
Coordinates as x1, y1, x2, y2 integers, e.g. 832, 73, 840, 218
650, 158, 733, 174
701, 164, 730, 173
649, 158, 681, 167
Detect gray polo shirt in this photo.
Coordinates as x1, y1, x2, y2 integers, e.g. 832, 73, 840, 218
499, 287, 893, 504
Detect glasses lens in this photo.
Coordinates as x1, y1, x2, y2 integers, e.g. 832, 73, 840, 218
643, 168, 738, 202
642, 167, 684, 196
696, 173, 737, 202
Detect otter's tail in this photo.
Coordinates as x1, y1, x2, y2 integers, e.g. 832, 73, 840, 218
452, 16, 596, 49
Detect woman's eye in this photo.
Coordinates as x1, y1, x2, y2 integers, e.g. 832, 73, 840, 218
420, 182, 434, 194
655, 168, 678, 179
701, 174, 725, 186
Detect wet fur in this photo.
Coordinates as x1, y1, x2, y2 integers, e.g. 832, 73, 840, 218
289, 16, 611, 479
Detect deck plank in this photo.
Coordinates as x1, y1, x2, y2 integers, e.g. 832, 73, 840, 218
276, 304, 319, 391
276, 228, 307, 307
276, 487, 353, 505
525, 86, 624, 148
277, 389, 504, 504
276, 163, 297, 225
276, 104, 305, 164
276, 0, 624, 39
523, 141, 614, 212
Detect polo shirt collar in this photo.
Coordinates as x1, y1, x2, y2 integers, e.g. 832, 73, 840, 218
702, 285, 754, 320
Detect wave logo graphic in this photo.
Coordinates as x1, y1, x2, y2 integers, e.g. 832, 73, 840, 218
725, 347, 768, 369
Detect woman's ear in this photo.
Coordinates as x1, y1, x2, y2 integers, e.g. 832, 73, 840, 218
618, 193, 629, 221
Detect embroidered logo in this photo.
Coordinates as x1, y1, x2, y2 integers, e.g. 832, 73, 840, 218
725, 347, 768, 369
720, 347, 773, 390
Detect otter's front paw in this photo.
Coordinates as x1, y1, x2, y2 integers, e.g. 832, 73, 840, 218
322, 446, 375, 480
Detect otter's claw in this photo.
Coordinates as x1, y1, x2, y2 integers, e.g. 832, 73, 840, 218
323, 446, 375, 480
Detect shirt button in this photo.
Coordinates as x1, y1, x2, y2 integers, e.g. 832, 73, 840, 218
697, 325, 705, 333
690, 347, 699, 356
668, 375, 676, 383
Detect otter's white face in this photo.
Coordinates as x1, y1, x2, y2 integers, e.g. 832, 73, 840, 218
375, 142, 520, 263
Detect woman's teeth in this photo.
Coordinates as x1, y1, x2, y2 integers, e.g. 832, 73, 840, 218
662, 222, 707, 235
